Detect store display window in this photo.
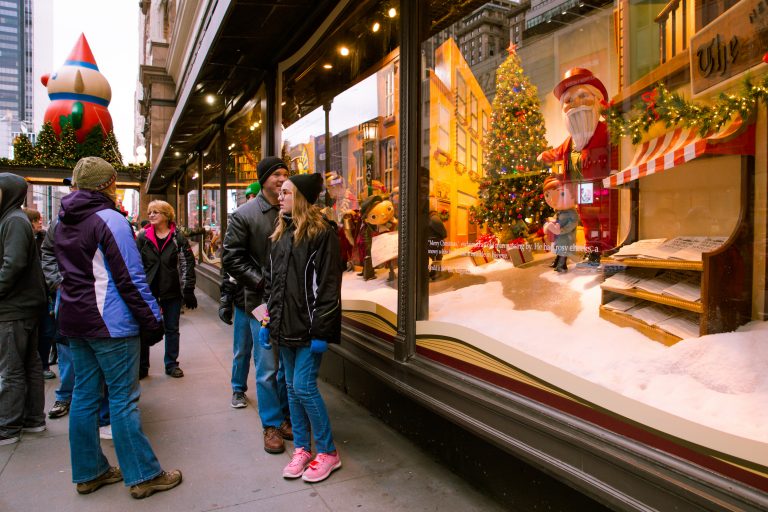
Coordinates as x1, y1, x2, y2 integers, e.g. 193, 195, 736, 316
301, 0, 767, 475
395, 0, 767, 474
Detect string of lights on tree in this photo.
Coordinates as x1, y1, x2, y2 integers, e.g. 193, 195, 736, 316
470, 43, 553, 233
605, 74, 768, 145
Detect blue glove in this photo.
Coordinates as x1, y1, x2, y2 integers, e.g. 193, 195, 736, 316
310, 339, 328, 353
258, 326, 271, 350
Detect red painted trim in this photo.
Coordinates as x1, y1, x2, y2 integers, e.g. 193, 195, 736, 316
341, 311, 768, 490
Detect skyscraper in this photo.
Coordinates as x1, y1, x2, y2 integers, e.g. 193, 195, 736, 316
0, 0, 37, 157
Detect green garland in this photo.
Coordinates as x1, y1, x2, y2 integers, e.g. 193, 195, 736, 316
605, 74, 768, 145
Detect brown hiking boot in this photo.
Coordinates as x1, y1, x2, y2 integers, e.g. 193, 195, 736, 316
129, 469, 182, 499
76, 466, 123, 495
263, 426, 285, 454
278, 419, 293, 440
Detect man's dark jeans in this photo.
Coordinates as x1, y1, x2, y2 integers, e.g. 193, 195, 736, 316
0, 317, 45, 437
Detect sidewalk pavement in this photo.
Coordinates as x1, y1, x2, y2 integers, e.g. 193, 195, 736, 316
0, 292, 506, 512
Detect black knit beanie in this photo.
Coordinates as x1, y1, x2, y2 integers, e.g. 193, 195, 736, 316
257, 156, 288, 186
289, 173, 323, 204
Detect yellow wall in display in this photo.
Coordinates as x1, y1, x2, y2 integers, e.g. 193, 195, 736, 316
428, 38, 492, 245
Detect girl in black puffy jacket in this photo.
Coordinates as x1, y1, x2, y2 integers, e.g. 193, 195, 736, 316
261, 173, 343, 483
136, 200, 196, 379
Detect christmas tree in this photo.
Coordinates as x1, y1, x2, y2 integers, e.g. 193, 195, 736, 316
60, 123, 79, 163
102, 130, 123, 165
12, 134, 35, 163
77, 126, 105, 160
470, 44, 553, 235
35, 122, 61, 164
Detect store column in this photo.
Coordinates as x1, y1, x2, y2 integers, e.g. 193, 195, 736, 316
219, 124, 228, 238
197, 152, 204, 264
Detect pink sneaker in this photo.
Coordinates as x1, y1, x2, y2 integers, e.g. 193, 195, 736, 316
301, 452, 341, 483
283, 448, 313, 479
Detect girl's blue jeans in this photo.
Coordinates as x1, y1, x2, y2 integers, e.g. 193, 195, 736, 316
279, 345, 335, 454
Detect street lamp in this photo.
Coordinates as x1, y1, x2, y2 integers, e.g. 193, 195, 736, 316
359, 119, 378, 197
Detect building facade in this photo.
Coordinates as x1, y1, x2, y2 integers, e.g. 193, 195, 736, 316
137, 1, 768, 509
0, 0, 34, 158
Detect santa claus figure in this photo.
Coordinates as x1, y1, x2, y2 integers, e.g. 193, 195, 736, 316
538, 68, 618, 264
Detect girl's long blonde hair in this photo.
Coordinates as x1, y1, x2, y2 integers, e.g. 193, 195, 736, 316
271, 182, 326, 244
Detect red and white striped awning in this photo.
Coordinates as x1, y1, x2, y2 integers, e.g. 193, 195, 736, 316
603, 115, 753, 188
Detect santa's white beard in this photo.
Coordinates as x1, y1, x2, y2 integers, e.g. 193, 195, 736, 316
564, 106, 598, 151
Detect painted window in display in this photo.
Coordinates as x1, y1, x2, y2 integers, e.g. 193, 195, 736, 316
385, 69, 395, 117
457, 73, 467, 119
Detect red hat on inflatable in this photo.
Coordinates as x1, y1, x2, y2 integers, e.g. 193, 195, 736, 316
66, 33, 99, 70
553, 68, 607, 101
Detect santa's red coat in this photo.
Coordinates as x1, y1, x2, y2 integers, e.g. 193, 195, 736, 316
539, 121, 610, 181
539, 121, 618, 252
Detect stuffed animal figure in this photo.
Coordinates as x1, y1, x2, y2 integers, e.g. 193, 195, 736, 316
542, 176, 579, 273
357, 195, 398, 280
340, 209, 361, 271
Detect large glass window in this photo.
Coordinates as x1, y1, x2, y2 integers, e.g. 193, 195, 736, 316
417, 0, 767, 462
281, 0, 400, 311
183, 96, 263, 268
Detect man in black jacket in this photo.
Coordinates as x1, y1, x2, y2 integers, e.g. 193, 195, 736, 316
0, 173, 48, 445
222, 156, 291, 454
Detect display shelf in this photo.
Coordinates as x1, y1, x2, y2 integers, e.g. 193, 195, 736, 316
602, 258, 703, 271
600, 285, 703, 313
599, 306, 682, 346
600, 156, 754, 343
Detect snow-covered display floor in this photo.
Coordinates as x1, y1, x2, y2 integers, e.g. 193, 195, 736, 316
341, 256, 768, 457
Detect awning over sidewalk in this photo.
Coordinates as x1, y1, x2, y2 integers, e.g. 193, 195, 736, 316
603, 115, 754, 188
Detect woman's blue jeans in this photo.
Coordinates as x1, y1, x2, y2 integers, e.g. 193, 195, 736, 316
279, 345, 335, 454
68, 336, 162, 486
55, 343, 110, 427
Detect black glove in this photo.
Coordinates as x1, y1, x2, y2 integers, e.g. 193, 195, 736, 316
218, 304, 233, 325
140, 324, 165, 347
183, 291, 198, 310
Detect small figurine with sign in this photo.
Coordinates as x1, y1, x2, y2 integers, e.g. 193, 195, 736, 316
542, 176, 579, 273
358, 195, 398, 281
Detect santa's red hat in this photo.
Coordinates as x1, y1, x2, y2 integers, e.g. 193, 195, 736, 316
65, 33, 99, 71
553, 68, 606, 101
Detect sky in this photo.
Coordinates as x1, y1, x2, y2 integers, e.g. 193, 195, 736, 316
282, 74, 378, 147
341, 255, 768, 467
50, 1, 139, 163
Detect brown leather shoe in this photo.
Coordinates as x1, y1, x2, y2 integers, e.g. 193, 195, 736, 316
129, 469, 182, 499
263, 426, 285, 454
278, 419, 293, 440
76, 466, 123, 494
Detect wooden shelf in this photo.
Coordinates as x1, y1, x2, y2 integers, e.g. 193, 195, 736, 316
602, 258, 703, 271
600, 149, 754, 343
601, 286, 703, 313
599, 307, 682, 346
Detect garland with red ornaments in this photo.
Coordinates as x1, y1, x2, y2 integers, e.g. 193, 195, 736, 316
605, 72, 768, 145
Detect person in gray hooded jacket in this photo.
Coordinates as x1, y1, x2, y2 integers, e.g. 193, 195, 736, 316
0, 173, 48, 445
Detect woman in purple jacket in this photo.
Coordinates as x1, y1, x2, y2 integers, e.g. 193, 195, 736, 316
54, 157, 181, 499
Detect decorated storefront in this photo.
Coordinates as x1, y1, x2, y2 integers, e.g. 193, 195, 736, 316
144, 0, 768, 509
